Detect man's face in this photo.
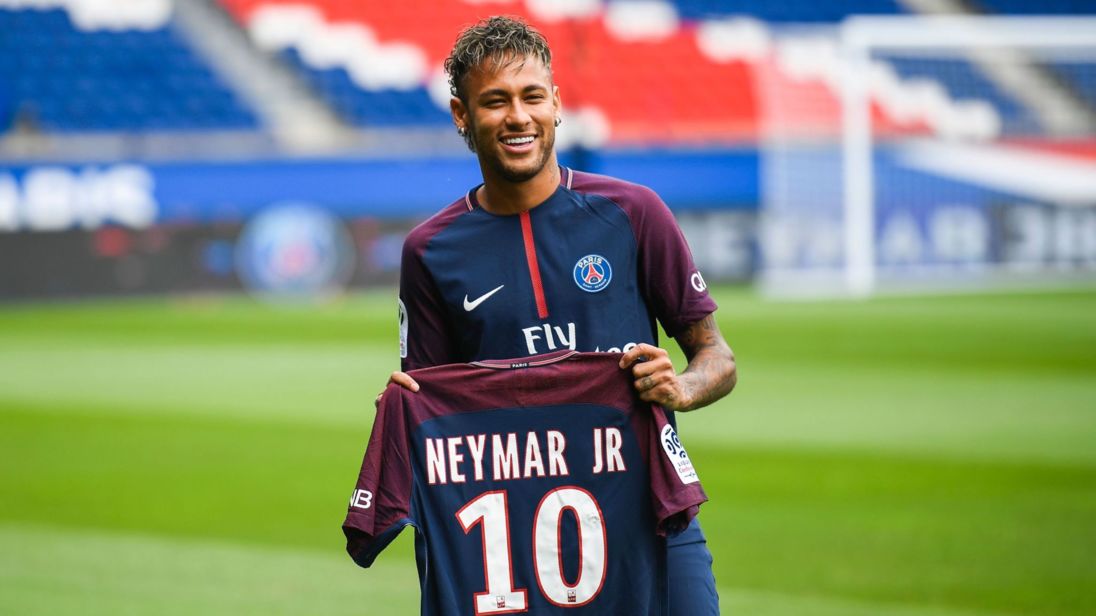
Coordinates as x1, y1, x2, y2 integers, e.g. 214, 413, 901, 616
452, 55, 560, 184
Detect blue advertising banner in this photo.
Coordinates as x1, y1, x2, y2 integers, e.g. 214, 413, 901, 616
0, 149, 759, 232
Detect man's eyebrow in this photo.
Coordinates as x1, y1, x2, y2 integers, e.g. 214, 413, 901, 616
477, 84, 550, 100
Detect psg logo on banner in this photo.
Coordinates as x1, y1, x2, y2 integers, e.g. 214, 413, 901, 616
573, 254, 612, 293
236, 202, 354, 302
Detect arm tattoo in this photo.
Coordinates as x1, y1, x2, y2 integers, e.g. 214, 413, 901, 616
673, 314, 737, 412
677, 314, 721, 359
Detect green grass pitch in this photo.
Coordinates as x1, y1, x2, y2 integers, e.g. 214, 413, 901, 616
1, 286, 1094, 615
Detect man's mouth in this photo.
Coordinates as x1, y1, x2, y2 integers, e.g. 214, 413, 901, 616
501, 135, 535, 146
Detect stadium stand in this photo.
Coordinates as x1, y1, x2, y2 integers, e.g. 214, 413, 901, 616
218, 0, 788, 142
974, 0, 1096, 15
279, 48, 451, 128
215, 0, 1096, 149
224, 0, 1086, 145
0, 5, 259, 133
886, 57, 1041, 135
1053, 61, 1096, 111
670, 0, 906, 22
1, 0, 1087, 148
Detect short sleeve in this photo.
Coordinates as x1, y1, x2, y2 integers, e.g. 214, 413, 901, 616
399, 232, 458, 371
342, 385, 415, 567
622, 186, 718, 337
644, 404, 708, 536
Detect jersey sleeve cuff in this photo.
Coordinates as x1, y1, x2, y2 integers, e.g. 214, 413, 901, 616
661, 304, 718, 339
343, 517, 414, 568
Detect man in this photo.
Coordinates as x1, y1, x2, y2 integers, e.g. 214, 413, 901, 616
386, 16, 736, 615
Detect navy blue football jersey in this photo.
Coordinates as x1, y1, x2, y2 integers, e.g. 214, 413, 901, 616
343, 352, 707, 616
398, 167, 717, 371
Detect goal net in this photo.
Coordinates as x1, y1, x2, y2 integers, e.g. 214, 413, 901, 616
758, 16, 1096, 297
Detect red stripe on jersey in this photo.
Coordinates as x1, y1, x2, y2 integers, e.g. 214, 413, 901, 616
519, 211, 549, 319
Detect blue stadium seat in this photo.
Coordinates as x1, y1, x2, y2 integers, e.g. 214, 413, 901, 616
977, 0, 1095, 14
886, 56, 1043, 135
0, 7, 260, 133
1052, 62, 1096, 111
667, 0, 907, 22
281, 49, 451, 128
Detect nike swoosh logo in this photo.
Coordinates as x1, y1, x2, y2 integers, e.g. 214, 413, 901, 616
463, 285, 504, 311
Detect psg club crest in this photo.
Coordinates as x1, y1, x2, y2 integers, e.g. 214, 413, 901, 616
573, 254, 612, 293
235, 202, 354, 302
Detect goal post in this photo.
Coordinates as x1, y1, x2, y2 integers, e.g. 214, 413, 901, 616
759, 15, 1096, 298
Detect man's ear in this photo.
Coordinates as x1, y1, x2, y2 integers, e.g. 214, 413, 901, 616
450, 97, 468, 132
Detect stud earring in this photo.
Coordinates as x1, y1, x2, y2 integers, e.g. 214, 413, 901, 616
457, 126, 467, 137
554, 116, 562, 127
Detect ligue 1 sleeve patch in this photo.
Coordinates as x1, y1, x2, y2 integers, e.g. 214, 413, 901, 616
660, 424, 699, 485
573, 254, 612, 293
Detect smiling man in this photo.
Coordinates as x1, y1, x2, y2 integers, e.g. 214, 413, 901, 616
388, 15, 736, 615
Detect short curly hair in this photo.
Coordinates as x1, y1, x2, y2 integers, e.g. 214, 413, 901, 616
444, 15, 553, 105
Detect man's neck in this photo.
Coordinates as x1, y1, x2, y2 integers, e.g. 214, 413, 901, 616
477, 159, 561, 215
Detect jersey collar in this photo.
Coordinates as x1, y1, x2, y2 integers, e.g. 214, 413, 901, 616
471, 350, 579, 369
464, 166, 574, 212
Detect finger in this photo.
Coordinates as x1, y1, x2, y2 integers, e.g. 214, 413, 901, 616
638, 384, 681, 409
619, 343, 665, 369
635, 375, 656, 392
618, 344, 650, 369
388, 371, 420, 392
637, 385, 670, 404
634, 371, 669, 391
629, 356, 674, 379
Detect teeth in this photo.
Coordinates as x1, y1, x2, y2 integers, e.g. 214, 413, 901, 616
503, 136, 534, 145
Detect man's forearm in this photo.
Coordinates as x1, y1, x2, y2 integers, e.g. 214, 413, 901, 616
675, 314, 737, 412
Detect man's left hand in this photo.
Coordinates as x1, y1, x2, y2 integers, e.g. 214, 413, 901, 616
619, 343, 691, 412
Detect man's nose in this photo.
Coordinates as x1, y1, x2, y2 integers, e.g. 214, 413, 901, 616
506, 101, 532, 127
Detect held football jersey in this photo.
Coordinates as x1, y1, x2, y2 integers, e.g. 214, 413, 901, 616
343, 351, 708, 616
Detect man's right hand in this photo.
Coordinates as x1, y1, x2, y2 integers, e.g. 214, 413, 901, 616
375, 371, 420, 408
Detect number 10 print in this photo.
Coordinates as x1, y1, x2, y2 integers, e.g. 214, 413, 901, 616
456, 487, 608, 614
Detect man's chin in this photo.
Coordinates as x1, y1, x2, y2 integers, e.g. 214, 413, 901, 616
491, 157, 547, 184
499, 167, 542, 183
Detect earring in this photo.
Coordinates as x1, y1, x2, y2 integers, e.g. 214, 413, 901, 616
554, 116, 562, 127
457, 126, 467, 137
